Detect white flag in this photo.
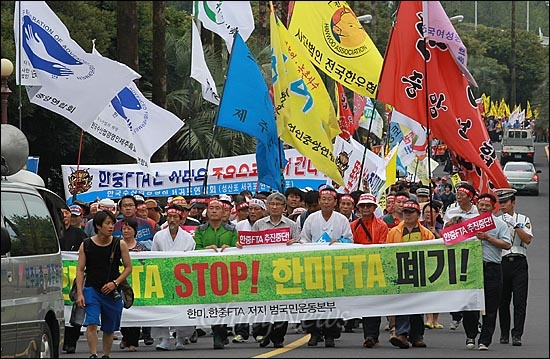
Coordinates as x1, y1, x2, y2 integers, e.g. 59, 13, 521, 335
390, 109, 429, 157
90, 46, 184, 171
191, 21, 220, 105
359, 98, 384, 139
193, 1, 254, 52
14, 1, 140, 128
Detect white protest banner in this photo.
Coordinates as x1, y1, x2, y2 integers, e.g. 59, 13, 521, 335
61, 149, 328, 203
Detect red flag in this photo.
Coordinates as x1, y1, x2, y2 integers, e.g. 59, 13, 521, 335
377, 1, 509, 193
336, 82, 355, 140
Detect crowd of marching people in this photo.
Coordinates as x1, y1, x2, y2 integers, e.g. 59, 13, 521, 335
62, 177, 533, 357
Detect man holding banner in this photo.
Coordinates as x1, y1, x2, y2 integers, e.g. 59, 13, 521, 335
386, 200, 434, 349
193, 199, 239, 349
463, 193, 511, 351
251, 192, 301, 348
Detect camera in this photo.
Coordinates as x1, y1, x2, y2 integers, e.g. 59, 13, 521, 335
111, 289, 121, 301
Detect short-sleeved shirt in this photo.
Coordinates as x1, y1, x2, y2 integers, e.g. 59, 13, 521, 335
194, 222, 238, 249
252, 216, 301, 240
482, 215, 512, 263
500, 212, 532, 257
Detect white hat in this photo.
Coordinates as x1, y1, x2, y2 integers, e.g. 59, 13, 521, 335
248, 199, 266, 211
98, 198, 117, 213
416, 187, 430, 197
357, 193, 378, 207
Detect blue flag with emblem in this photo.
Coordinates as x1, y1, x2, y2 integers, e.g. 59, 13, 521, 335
216, 32, 286, 192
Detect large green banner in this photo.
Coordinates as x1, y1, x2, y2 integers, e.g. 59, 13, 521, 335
62, 239, 484, 326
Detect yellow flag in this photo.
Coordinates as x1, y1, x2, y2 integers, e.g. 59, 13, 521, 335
526, 101, 532, 119
288, 1, 383, 98
383, 145, 399, 192
270, 5, 344, 185
481, 93, 490, 115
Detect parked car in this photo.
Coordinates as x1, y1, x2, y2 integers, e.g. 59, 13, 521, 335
503, 161, 541, 195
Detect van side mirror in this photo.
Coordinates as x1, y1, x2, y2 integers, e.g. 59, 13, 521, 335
1, 226, 11, 255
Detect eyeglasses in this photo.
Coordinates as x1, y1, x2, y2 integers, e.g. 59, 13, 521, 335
268, 202, 284, 207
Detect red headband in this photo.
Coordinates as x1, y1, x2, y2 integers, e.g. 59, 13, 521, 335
477, 195, 496, 206
319, 189, 337, 198
236, 202, 249, 211
340, 195, 355, 204
166, 207, 183, 218
208, 199, 223, 207
386, 195, 395, 201
458, 187, 473, 197
395, 195, 408, 201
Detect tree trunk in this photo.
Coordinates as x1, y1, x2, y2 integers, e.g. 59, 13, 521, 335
258, 1, 268, 45
152, 1, 169, 162
116, 1, 138, 164
116, 1, 139, 75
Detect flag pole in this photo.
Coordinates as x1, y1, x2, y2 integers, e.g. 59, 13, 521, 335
187, 118, 192, 196
358, 99, 377, 192
422, 1, 434, 209
200, 30, 239, 196
71, 129, 85, 203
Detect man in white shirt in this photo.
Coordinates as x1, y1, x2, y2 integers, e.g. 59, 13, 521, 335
442, 182, 479, 331
299, 185, 353, 348
151, 204, 195, 351
495, 188, 533, 347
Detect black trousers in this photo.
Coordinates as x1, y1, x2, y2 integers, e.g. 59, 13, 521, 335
499, 255, 529, 339
233, 323, 250, 339
63, 324, 81, 348
254, 321, 288, 344
463, 262, 502, 346
302, 318, 343, 339
120, 327, 140, 347
362, 316, 381, 340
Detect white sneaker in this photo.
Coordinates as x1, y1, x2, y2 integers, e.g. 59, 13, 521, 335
232, 334, 246, 343
255, 335, 264, 343
450, 320, 461, 330
175, 341, 185, 350
155, 338, 170, 351
478, 343, 489, 351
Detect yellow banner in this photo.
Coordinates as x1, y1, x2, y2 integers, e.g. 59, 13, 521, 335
288, 1, 383, 98
270, 6, 344, 185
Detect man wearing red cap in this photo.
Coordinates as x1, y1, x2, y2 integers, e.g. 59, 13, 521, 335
387, 199, 435, 349
350, 193, 389, 348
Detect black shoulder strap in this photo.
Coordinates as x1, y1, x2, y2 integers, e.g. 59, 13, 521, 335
354, 219, 374, 243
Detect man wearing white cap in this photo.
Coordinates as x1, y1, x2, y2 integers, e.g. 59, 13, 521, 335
350, 193, 389, 348
83, 198, 117, 237
495, 188, 533, 347
251, 193, 301, 348
232, 199, 267, 344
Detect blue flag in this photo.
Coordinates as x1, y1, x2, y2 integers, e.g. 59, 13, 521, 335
217, 33, 286, 192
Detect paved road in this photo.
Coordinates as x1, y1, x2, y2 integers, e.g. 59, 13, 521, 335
61, 143, 549, 358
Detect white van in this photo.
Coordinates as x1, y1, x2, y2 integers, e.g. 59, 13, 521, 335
1, 124, 66, 358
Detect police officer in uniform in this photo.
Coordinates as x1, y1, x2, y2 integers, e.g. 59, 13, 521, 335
495, 188, 533, 347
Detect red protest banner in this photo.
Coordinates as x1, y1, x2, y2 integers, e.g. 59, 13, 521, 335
238, 228, 291, 246
440, 212, 496, 246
